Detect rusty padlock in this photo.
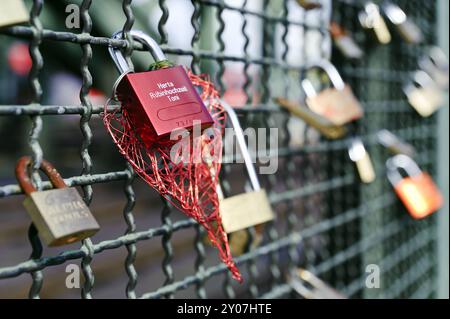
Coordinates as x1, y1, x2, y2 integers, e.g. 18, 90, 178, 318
16, 157, 100, 246
358, 2, 391, 45
381, 1, 423, 44
386, 154, 443, 219
302, 60, 364, 126
403, 71, 444, 117
217, 101, 275, 255
330, 22, 364, 60
0, 0, 28, 28
109, 30, 214, 147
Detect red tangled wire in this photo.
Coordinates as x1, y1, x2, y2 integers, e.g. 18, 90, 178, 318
103, 70, 242, 282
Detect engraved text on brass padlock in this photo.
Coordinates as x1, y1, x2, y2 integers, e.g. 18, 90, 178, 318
16, 157, 100, 246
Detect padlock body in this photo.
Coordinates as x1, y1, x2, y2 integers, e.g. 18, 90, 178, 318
219, 189, 274, 234
407, 86, 444, 117
23, 188, 100, 246
355, 152, 376, 184
0, 0, 29, 27
396, 20, 423, 44
334, 36, 364, 60
394, 173, 443, 219
117, 65, 214, 147
306, 85, 364, 126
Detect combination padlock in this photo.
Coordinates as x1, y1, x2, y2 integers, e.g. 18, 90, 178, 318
403, 71, 444, 117
419, 46, 449, 90
109, 30, 214, 148
377, 129, 416, 157
348, 137, 376, 184
358, 2, 391, 45
275, 97, 348, 140
330, 22, 364, 60
16, 156, 100, 246
0, 0, 28, 28
386, 154, 443, 219
217, 101, 275, 254
382, 1, 423, 44
302, 60, 364, 127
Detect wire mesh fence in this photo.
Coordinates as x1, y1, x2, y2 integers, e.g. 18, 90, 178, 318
0, 0, 440, 298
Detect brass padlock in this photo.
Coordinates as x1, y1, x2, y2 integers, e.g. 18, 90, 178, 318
0, 0, 28, 28
382, 1, 423, 44
16, 156, 100, 246
302, 60, 364, 127
377, 129, 416, 157
358, 2, 391, 45
403, 71, 445, 117
288, 268, 347, 299
348, 137, 376, 184
419, 46, 449, 90
296, 0, 322, 10
330, 22, 364, 60
275, 97, 347, 140
218, 101, 275, 255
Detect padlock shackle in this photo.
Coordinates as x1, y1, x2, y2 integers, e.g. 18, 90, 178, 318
386, 154, 422, 186
381, 1, 407, 25
301, 60, 345, 98
221, 101, 261, 192
403, 70, 436, 95
109, 30, 167, 74
15, 156, 67, 195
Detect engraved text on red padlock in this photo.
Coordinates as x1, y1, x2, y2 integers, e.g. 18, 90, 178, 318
117, 66, 214, 146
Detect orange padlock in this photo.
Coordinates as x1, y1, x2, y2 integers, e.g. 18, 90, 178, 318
387, 155, 443, 219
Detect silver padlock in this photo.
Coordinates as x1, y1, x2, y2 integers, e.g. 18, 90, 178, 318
419, 46, 449, 90
288, 268, 347, 299
302, 60, 364, 127
382, 1, 423, 44
358, 2, 391, 45
403, 71, 445, 117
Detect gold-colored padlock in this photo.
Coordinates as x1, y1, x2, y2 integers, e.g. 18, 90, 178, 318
382, 1, 423, 44
288, 268, 347, 299
0, 0, 28, 28
16, 156, 100, 246
348, 137, 376, 184
377, 129, 416, 157
296, 0, 322, 10
302, 60, 364, 127
358, 2, 391, 45
218, 101, 275, 255
275, 97, 347, 140
403, 71, 445, 117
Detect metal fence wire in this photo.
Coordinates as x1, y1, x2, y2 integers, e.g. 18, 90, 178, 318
0, 0, 440, 299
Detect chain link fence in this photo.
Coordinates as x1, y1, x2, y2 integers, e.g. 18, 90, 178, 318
0, 0, 441, 298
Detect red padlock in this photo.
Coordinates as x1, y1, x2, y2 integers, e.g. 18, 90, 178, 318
387, 155, 443, 219
109, 30, 214, 147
